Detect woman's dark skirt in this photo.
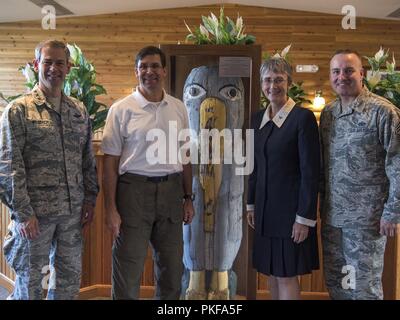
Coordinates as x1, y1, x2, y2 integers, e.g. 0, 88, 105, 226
253, 230, 319, 277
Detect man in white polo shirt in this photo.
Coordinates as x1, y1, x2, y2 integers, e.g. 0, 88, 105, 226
101, 46, 195, 300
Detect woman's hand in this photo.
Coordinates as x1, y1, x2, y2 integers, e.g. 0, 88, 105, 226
247, 210, 255, 229
291, 222, 309, 243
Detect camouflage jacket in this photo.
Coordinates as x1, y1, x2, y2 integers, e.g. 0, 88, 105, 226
319, 88, 400, 229
0, 86, 99, 222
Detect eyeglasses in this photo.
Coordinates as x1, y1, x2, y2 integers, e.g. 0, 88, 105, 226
137, 63, 163, 71
262, 77, 287, 85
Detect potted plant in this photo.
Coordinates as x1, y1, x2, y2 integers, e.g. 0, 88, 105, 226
364, 47, 399, 107
184, 6, 256, 45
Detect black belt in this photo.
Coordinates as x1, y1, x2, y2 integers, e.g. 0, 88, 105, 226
122, 172, 181, 183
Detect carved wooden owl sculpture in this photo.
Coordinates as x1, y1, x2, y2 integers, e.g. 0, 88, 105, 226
182, 66, 244, 300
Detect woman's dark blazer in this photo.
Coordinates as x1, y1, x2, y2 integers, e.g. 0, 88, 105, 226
247, 105, 320, 238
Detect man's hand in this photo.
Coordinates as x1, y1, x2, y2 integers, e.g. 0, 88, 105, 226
247, 210, 255, 229
183, 199, 195, 225
380, 218, 398, 237
81, 202, 95, 228
18, 216, 40, 240
106, 208, 121, 238
291, 222, 309, 244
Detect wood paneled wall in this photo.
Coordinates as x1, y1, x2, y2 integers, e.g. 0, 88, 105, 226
1, 4, 400, 111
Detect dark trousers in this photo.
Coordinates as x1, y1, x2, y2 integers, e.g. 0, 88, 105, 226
112, 172, 184, 300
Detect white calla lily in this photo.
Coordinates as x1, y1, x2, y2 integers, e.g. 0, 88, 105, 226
236, 16, 243, 32
183, 7, 255, 45
210, 12, 218, 24
368, 71, 381, 88
374, 46, 384, 61
22, 64, 36, 83
199, 25, 209, 37
184, 20, 193, 34
281, 44, 292, 58
67, 44, 79, 64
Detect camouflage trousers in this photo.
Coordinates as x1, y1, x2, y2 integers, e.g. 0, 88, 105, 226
3, 213, 83, 300
322, 223, 387, 300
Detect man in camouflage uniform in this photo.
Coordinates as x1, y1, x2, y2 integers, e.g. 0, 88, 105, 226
320, 49, 400, 299
0, 40, 99, 299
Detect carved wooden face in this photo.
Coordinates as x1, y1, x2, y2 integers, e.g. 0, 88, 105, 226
183, 66, 245, 136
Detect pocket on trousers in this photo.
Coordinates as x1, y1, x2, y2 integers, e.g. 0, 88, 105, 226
116, 181, 143, 227
168, 199, 183, 224
167, 177, 184, 224
3, 231, 15, 266
3, 230, 29, 272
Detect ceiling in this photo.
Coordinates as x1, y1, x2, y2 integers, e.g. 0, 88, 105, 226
0, 0, 399, 23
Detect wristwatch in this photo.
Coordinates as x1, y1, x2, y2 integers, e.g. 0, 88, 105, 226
183, 194, 195, 201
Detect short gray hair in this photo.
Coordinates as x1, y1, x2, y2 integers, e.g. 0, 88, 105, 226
35, 39, 70, 62
260, 57, 293, 85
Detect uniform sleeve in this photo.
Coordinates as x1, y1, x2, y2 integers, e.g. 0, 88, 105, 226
296, 110, 320, 224
81, 105, 99, 205
378, 106, 400, 223
101, 104, 123, 156
0, 102, 35, 222
246, 115, 258, 208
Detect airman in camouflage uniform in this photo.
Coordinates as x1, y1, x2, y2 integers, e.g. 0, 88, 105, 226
0, 40, 99, 299
320, 50, 400, 300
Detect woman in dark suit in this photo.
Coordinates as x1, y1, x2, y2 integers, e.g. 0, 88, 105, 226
247, 57, 320, 300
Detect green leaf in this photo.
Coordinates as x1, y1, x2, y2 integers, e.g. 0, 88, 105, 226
244, 35, 256, 44
202, 16, 216, 35
0, 92, 23, 104
64, 81, 71, 96
226, 17, 235, 36
92, 109, 109, 132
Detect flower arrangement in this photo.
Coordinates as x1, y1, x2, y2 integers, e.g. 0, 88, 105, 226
261, 44, 311, 108
184, 7, 255, 45
0, 43, 108, 132
364, 47, 399, 107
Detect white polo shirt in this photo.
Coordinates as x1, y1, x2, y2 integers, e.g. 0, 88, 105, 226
101, 88, 189, 176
